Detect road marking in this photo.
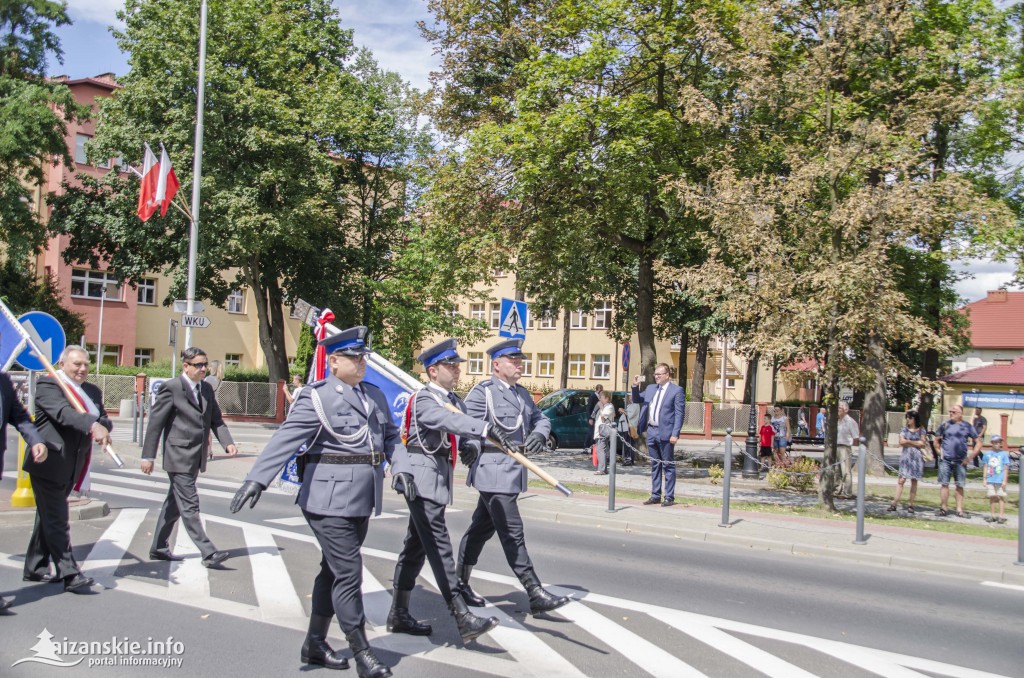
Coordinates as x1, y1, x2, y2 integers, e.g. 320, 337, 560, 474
265, 517, 307, 526
981, 581, 1024, 593
80, 508, 148, 589
168, 522, 209, 601
242, 525, 307, 624
104, 468, 293, 496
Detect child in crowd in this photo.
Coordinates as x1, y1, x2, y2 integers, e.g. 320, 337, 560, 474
977, 435, 1010, 524
759, 413, 775, 468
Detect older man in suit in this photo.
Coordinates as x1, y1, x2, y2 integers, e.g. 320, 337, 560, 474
632, 363, 685, 507
389, 338, 502, 644
23, 345, 110, 593
142, 346, 237, 567
231, 326, 395, 677
456, 338, 569, 616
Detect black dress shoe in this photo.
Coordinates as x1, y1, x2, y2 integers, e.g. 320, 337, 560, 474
150, 550, 185, 562
202, 551, 229, 568
661, 499, 675, 507
64, 574, 95, 593
23, 572, 57, 583
643, 497, 661, 505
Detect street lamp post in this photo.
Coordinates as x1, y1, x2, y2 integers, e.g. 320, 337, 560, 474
743, 355, 760, 478
95, 282, 118, 376
185, 0, 209, 350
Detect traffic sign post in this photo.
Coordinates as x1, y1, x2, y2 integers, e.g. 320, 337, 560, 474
15, 312, 66, 372
498, 298, 528, 339
180, 314, 211, 329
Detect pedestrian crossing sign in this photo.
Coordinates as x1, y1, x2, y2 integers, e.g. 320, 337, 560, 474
498, 298, 528, 339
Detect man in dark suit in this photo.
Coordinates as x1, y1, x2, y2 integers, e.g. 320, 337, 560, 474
141, 346, 237, 567
23, 345, 110, 594
1, 366, 46, 609
632, 363, 685, 506
389, 338, 501, 644
456, 338, 569, 615
231, 326, 395, 677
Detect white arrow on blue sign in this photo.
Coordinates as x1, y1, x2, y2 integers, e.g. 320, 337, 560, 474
498, 298, 528, 339
15, 311, 67, 372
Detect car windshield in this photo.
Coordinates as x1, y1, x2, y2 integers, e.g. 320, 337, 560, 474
536, 391, 567, 410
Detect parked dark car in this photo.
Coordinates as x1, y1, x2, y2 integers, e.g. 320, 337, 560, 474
535, 389, 627, 450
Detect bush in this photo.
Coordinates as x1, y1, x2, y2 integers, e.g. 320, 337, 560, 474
766, 455, 820, 491
707, 463, 725, 485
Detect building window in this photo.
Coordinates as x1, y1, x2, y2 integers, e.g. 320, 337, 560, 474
137, 278, 157, 305
467, 351, 484, 375
670, 336, 681, 349
134, 348, 154, 366
539, 310, 556, 329
86, 343, 120, 367
492, 268, 506, 278
537, 353, 555, 377
521, 353, 533, 377
227, 289, 245, 314
726, 378, 736, 388
593, 302, 613, 329
570, 310, 587, 329
592, 354, 610, 379
70, 269, 121, 300
489, 303, 501, 330
568, 353, 586, 378
224, 353, 242, 367
470, 303, 485, 322
74, 133, 90, 164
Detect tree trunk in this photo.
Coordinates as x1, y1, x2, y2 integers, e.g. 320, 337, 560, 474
770, 358, 779, 404
743, 352, 759, 405
817, 370, 840, 512
863, 332, 887, 475
677, 328, 689, 394
636, 251, 658, 382
244, 257, 290, 383
560, 305, 570, 389
691, 333, 708, 401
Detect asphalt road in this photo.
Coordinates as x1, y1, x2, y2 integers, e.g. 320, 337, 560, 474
0, 468, 1019, 678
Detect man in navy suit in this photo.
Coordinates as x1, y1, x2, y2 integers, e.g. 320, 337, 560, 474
631, 363, 685, 507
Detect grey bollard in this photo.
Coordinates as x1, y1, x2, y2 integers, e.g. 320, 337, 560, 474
854, 436, 868, 545
720, 428, 733, 528
1017, 447, 1023, 566
607, 431, 618, 513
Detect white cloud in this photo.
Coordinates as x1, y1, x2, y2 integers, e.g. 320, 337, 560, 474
952, 258, 1019, 303
65, 0, 123, 25
335, 0, 437, 91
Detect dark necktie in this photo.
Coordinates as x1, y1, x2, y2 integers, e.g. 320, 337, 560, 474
195, 384, 203, 412
448, 392, 460, 408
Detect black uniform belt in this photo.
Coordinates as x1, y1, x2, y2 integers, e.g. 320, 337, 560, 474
307, 452, 384, 466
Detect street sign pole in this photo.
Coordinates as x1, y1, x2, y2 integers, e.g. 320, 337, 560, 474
185, 0, 209, 350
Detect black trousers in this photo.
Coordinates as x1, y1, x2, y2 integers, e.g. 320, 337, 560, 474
24, 473, 80, 580
151, 472, 215, 558
393, 497, 458, 601
458, 492, 533, 581
305, 510, 370, 633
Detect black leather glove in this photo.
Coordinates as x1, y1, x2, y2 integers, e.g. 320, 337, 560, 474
488, 427, 515, 452
230, 480, 264, 513
392, 472, 417, 501
524, 431, 547, 454
459, 441, 478, 468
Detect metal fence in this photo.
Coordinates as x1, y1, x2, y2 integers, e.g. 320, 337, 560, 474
710, 404, 753, 434
86, 374, 138, 410
215, 381, 278, 418
681, 402, 704, 432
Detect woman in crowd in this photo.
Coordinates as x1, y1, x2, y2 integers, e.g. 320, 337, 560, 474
890, 410, 928, 514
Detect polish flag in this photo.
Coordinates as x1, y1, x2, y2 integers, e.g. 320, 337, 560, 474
155, 144, 180, 217
136, 143, 159, 222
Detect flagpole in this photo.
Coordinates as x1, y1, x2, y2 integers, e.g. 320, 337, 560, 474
185, 0, 209, 350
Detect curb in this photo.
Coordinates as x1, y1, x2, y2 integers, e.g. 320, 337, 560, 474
0, 499, 109, 527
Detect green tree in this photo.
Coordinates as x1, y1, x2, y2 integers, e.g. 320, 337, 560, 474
0, 1, 86, 258
0, 260, 84, 342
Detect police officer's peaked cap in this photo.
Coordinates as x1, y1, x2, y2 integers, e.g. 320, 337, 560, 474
319, 326, 372, 355
486, 338, 525, 359
417, 338, 466, 368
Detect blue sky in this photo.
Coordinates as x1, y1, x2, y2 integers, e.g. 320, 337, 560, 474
50, 0, 1017, 302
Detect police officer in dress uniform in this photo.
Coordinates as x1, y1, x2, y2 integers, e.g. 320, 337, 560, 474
455, 339, 569, 615
388, 339, 502, 644
230, 327, 393, 678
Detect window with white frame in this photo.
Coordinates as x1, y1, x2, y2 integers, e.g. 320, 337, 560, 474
224, 353, 242, 367
86, 343, 120, 367
568, 353, 586, 378
489, 303, 501, 330
74, 134, 90, 164
726, 378, 737, 388
134, 348, 154, 366
521, 353, 533, 377
467, 352, 484, 375
570, 310, 587, 329
593, 301, 613, 329
539, 310, 556, 329
537, 353, 555, 377
670, 335, 681, 349
227, 289, 246, 314
592, 354, 610, 379
137, 278, 156, 305
470, 303, 485, 322
70, 269, 122, 300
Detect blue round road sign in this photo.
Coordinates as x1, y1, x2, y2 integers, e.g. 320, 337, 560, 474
15, 312, 66, 372
621, 342, 631, 370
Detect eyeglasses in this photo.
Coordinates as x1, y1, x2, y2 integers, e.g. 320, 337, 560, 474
654, 372, 668, 377
188, 362, 209, 369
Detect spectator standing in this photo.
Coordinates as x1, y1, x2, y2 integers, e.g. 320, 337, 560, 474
204, 360, 224, 460
632, 365, 685, 507
935, 404, 982, 518
797, 406, 809, 436
889, 411, 927, 514
770, 406, 791, 468
759, 413, 775, 468
593, 390, 614, 475
617, 395, 639, 465
283, 373, 305, 405
972, 434, 1010, 524
815, 408, 827, 440
585, 384, 603, 448
971, 407, 987, 468
835, 401, 860, 499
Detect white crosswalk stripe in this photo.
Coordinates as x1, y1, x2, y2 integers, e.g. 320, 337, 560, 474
8, 471, 1008, 678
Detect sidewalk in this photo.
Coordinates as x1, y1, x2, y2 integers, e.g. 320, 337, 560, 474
3, 417, 1020, 586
